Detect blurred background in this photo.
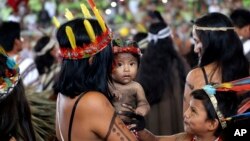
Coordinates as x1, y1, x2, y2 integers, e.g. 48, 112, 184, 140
0, 0, 249, 56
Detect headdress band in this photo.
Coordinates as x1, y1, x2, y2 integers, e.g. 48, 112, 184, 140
113, 46, 141, 56
147, 27, 171, 43
138, 38, 148, 49
53, 1, 112, 60
60, 30, 111, 59
36, 39, 56, 56
193, 25, 235, 31
203, 85, 227, 129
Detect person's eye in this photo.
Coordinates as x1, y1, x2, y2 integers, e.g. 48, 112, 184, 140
191, 107, 196, 113
130, 62, 137, 66
117, 63, 122, 67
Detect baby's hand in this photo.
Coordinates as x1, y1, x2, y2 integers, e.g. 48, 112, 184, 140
135, 107, 148, 116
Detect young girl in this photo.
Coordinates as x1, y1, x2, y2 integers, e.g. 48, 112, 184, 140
137, 77, 250, 141
109, 39, 150, 129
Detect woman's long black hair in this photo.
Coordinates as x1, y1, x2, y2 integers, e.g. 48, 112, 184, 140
137, 22, 188, 105
56, 18, 113, 101
194, 13, 249, 82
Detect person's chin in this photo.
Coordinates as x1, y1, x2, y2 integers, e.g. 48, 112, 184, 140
122, 80, 131, 84
184, 122, 191, 132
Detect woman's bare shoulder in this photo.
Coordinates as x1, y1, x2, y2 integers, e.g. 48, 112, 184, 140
79, 91, 112, 111
186, 68, 202, 80
186, 68, 206, 88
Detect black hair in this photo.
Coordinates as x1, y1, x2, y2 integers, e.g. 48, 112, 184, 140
191, 89, 239, 138
230, 8, 250, 28
133, 32, 148, 54
194, 12, 249, 82
112, 38, 141, 66
0, 21, 21, 52
34, 36, 55, 75
133, 32, 147, 43
137, 22, 187, 105
147, 10, 165, 24
56, 18, 113, 101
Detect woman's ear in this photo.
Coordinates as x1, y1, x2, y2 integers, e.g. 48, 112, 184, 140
207, 119, 219, 131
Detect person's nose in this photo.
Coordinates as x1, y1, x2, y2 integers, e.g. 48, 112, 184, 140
183, 107, 190, 119
124, 64, 130, 72
194, 45, 200, 54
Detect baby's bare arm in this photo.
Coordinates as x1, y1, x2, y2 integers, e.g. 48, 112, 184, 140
133, 82, 150, 116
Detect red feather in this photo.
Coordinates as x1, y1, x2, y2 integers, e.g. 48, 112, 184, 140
238, 100, 250, 114
88, 0, 96, 9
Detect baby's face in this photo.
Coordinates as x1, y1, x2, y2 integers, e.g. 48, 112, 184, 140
112, 53, 138, 85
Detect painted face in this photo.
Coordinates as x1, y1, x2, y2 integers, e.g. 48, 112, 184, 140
192, 29, 203, 59
183, 97, 212, 135
112, 53, 138, 85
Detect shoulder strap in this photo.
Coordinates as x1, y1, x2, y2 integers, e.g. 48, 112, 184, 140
201, 67, 209, 85
68, 92, 87, 141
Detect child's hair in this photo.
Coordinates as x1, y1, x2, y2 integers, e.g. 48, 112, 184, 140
56, 18, 113, 100
34, 36, 57, 75
0, 50, 35, 140
112, 39, 141, 66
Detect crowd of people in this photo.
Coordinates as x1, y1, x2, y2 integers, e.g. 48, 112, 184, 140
0, 0, 250, 141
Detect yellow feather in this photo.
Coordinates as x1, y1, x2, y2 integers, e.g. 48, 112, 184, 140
65, 26, 77, 50
218, 83, 232, 88
81, 4, 92, 18
52, 17, 60, 28
65, 8, 74, 20
0, 46, 7, 55
84, 20, 96, 42
92, 7, 106, 32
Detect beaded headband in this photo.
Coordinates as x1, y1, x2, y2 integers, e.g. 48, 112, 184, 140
52, 0, 112, 60
202, 76, 250, 129
193, 25, 235, 31
113, 46, 141, 56
203, 85, 227, 129
0, 47, 20, 102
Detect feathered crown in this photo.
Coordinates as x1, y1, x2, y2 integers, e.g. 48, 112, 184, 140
202, 76, 250, 129
0, 47, 20, 102
112, 39, 141, 56
52, 0, 112, 59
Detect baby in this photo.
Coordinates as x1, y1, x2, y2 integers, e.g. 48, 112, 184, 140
109, 39, 150, 126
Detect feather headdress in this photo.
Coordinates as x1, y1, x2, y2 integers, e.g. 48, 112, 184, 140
53, 0, 112, 59
202, 76, 250, 129
0, 47, 20, 101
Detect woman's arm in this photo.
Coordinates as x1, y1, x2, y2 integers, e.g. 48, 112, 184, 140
138, 129, 192, 141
